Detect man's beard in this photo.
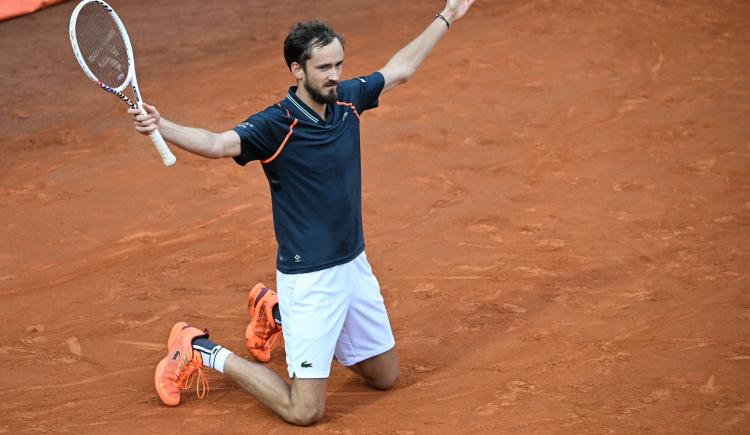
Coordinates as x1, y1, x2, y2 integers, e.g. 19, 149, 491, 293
304, 79, 338, 104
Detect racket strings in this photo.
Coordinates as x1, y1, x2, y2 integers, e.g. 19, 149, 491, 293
74, 3, 129, 88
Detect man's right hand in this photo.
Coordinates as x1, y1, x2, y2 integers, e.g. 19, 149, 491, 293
128, 102, 161, 135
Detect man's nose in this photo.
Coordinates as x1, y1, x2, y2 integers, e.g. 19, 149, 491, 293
330, 67, 341, 82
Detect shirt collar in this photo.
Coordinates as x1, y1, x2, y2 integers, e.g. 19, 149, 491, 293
285, 86, 334, 124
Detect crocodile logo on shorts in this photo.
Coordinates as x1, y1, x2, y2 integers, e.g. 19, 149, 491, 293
301, 361, 313, 368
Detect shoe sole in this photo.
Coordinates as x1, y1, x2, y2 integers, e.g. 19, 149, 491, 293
154, 357, 179, 406
246, 282, 277, 363
154, 321, 190, 407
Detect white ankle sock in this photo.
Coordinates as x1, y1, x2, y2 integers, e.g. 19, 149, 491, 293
209, 346, 233, 373
193, 341, 233, 374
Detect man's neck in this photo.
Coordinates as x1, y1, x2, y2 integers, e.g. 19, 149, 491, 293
295, 86, 327, 121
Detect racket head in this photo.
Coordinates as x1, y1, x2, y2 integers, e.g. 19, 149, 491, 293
69, 0, 135, 93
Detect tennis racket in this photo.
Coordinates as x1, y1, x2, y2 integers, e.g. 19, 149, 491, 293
69, 0, 176, 166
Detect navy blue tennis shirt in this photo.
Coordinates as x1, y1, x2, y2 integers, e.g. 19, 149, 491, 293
232, 71, 385, 274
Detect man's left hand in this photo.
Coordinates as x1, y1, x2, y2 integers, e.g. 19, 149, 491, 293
442, 0, 476, 23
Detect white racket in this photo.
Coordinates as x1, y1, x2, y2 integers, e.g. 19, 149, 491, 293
69, 0, 176, 166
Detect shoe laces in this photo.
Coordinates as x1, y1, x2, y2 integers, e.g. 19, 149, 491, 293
176, 357, 209, 399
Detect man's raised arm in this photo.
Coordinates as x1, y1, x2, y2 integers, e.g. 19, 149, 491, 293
378, 0, 476, 94
129, 103, 241, 159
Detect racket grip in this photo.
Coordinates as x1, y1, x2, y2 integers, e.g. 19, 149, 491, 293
148, 129, 177, 166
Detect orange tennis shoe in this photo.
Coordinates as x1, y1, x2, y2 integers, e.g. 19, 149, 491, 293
154, 322, 209, 406
245, 282, 282, 363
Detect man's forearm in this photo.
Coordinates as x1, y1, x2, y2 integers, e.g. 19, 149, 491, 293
384, 15, 450, 82
158, 118, 227, 159
379, 2, 474, 93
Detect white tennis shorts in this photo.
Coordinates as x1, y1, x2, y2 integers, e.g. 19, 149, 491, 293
276, 251, 395, 379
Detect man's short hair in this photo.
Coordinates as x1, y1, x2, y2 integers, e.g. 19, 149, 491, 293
283, 20, 344, 70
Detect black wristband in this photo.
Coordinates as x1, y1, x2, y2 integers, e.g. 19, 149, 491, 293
436, 13, 450, 29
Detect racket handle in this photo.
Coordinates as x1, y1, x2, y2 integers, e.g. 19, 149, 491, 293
148, 129, 177, 166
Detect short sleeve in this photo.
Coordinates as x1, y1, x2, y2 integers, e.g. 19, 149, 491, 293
338, 71, 385, 113
231, 113, 277, 166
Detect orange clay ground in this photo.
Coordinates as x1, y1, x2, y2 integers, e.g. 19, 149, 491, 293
1, 1, 749, 433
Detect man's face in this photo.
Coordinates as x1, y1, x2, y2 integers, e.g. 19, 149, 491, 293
299, 38, 344, 104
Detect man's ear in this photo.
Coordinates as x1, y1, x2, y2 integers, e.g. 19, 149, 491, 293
291, 62, 305, 81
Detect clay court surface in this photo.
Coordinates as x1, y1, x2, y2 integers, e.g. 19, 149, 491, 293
1, 0, 749, 433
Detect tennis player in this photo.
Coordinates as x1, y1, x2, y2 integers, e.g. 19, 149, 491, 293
131, 0, 475, 426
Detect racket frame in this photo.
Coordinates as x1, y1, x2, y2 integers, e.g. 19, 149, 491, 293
69, 0, 176, 166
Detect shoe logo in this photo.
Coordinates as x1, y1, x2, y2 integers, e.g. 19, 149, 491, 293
301, 361, 313, 368
171, 350, 181, 363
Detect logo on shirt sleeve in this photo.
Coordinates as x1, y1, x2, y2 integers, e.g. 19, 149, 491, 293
239, 122, 254, 129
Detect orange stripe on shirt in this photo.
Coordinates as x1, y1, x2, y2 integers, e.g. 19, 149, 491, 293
262, 118, 298, 164
336, 101, 360, 120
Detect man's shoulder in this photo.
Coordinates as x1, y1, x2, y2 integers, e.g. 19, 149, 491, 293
254, 102, 291, 120
338, 72, 384, 92
336, 72, 385, 112
234, 102, 293, 139
238, 102, 291, 126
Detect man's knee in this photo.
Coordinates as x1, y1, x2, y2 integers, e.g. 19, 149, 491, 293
356, 347, 399, 390
364, 365, 399, 390
283, 377, 327, 426
286, 402, 325, 426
